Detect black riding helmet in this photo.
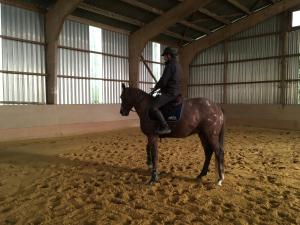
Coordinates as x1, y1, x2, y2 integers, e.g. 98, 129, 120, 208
161, 47, 177, 57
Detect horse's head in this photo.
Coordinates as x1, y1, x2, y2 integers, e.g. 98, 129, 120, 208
120, 83, 134, 116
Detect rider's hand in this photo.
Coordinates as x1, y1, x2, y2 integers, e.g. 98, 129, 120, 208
149, 88, 156, 95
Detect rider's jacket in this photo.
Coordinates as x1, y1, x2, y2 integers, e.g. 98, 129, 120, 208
154, 58, 180, 96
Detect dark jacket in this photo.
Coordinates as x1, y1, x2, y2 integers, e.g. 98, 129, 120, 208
154, 58, 180, 96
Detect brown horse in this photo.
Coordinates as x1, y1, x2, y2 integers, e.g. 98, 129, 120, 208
120, 84, 225, 185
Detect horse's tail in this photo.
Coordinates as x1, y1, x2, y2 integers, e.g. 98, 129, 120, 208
219, 107, 225, 149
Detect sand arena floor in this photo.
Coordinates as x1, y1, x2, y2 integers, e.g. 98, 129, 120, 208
0, 126, 299, 225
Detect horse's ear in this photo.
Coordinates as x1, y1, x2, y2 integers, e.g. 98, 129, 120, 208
122, 83, 125, 90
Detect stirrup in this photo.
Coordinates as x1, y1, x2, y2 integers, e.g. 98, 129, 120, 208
156, 126, 171, 135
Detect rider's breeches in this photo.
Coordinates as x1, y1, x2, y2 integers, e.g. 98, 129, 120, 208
150, 93, 176, 112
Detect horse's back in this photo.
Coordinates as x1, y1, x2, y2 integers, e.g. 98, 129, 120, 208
184, 97, 222, 112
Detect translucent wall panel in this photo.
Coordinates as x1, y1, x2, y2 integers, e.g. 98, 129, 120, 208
0, 73, 45, 104
227, 59, 281, 82
1, 4, 44, 42
57, 48, 89, 77
191, 44, 224, 65
58, 20, 129, 104
234, 16, 281, 38
287, 57, 300, 80
188, 85, 223, 103
0, 3, 46, 104
102, 29, 128, 57
189, 65, 224, 84
286, 81, 299, 104
58, 77, 90, 104
59, 20, 89, 49
228, 35, 280, 61
227, 82, 280, 104
102, 55, 128, 80
288, 29, 300, 55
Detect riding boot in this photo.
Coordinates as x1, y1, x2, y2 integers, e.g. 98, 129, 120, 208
152, 110, 171, 135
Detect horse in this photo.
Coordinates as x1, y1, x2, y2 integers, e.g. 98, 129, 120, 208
119, 83, 225, 186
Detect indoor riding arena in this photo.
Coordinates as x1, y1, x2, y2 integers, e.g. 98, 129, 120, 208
0, 0, 300, 225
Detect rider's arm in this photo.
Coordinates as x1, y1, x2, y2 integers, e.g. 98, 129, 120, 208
154, 63, 174, 90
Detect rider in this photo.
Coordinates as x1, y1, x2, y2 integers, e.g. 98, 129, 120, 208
150, 47, 181, 135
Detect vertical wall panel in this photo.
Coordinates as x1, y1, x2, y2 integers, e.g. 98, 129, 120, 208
1, 4, 44, 42
188, 14, 299, 105
0, 3, 46, 104
58, 20, 129, 104
234, 16, 281, 38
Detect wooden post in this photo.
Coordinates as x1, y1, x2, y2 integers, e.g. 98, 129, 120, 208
45, 0, 82, 104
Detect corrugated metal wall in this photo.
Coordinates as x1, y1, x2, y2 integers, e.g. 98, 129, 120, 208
189, 15, 300, 104
190, 44, 224, 103
0, 4, 46, 104
0, 3, 165, 105
57, 20, 129, 104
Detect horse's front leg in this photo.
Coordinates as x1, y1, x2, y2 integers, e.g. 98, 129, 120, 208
146, 136, 153, 169
147, 135, 158, 183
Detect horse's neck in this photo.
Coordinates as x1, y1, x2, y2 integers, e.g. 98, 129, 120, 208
132, 89, 151, 117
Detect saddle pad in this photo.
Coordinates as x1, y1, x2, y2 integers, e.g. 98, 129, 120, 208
160, 103, 183, 121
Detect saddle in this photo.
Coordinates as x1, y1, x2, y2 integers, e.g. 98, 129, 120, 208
160, 95, 183, 121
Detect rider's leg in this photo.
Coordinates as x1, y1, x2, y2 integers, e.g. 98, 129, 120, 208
150, 94, 176, 134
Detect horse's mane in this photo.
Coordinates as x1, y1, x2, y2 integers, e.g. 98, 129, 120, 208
127, 87, 149, 97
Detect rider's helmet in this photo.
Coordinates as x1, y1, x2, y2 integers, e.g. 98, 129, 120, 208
161, 47, 177, 58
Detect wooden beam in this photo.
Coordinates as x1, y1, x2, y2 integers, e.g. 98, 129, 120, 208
78, 3, 194, 42
250, 0, 261, 10
198, 8, 231, 25
227, 0, 251, 15
177, 0, 231, 25
67, 15, 130, 35
78, 3, 143, 26
129, 0, 213, 87
120, 0, 210, 34
120, 0, 163, 15
0, 0, 45, 13
179, 0, 300, 96
45, 0, 82, 104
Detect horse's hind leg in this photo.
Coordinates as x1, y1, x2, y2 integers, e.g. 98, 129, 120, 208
215, 123, 225, 186
214, 144, 225, 186
202, 134, 224, 186
197, 133, 213, 179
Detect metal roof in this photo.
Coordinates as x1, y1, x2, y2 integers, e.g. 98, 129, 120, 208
20, 0, 282, 46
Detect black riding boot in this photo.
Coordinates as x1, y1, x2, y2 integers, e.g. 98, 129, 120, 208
152, 110, 171, 135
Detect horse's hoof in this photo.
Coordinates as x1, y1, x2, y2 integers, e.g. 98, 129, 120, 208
217, 179, 223, 186
148, 170, 158, 184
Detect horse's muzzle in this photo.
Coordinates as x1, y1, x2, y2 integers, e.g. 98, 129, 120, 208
120, 109, 129, 116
